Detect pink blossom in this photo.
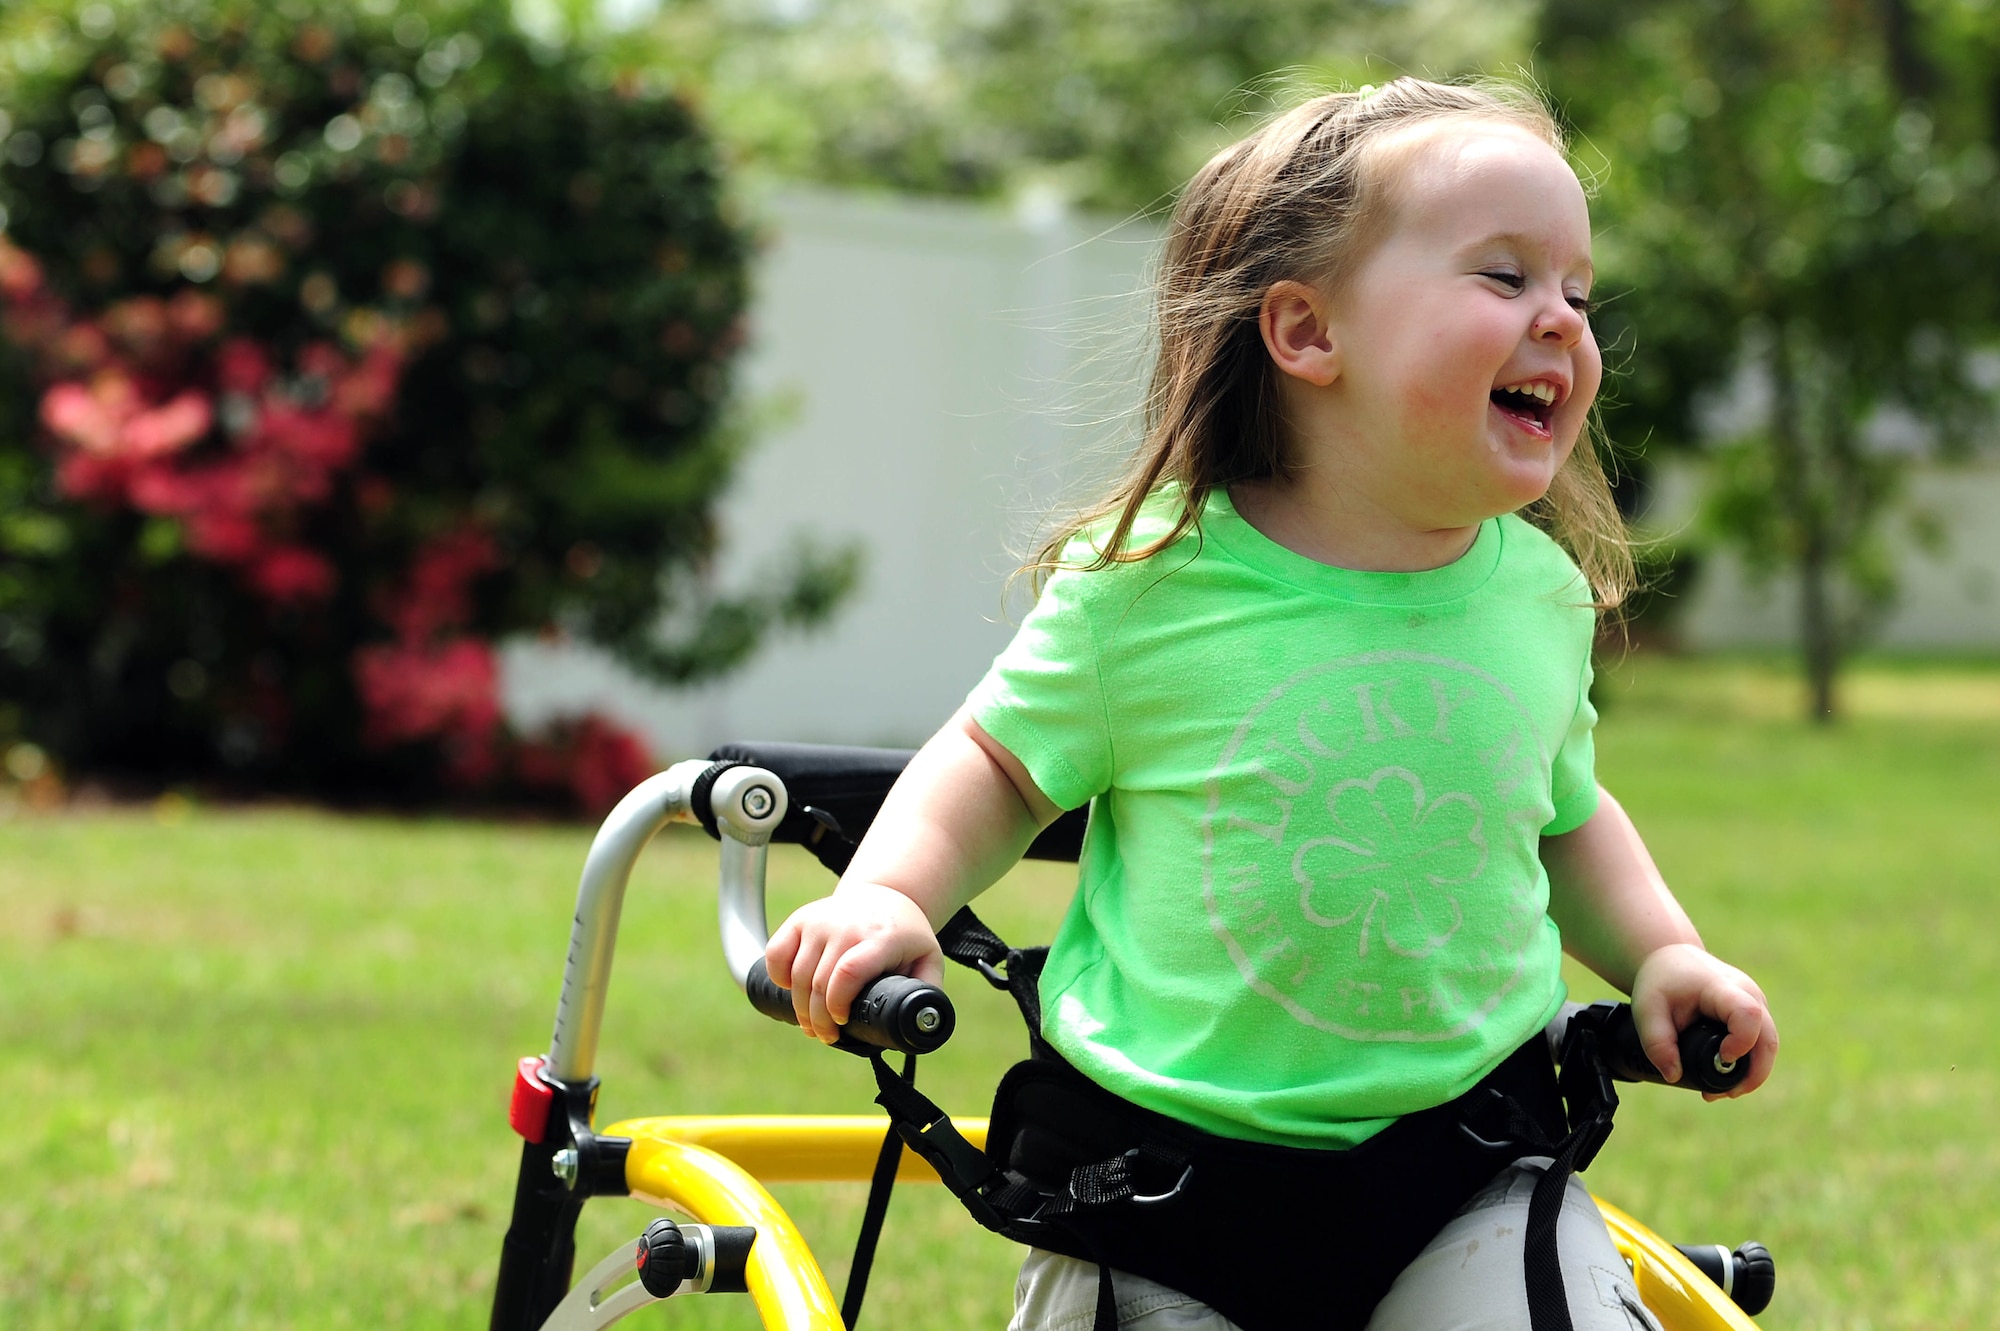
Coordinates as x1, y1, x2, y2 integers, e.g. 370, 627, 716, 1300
516, 713, 656, 814
124, 391, 213, 457
217, 338, 273, 395
297, 340, 347, 381
3, 303, 65, 349
249, 546, 337, 602
53, 449, 129, 503
564, 717, 654, 814
352, 637, 502, 750
1, 239, 424, 617
185, 508, 266, 563
53, 322, 114, 373
104, 297, 172, 357
167, 290, 225, 341
41, 376, 211, 461
333, 344, 403, 418
0, 238, 44, 299
256, 402, 359, 471
379, 527, 500, 642
41, 377, 132, 455
127, 462, 203, 514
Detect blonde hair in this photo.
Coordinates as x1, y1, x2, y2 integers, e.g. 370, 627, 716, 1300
1032, 77, 1633, 610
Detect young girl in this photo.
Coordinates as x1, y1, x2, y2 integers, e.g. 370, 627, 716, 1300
768, 78, 1778, 1331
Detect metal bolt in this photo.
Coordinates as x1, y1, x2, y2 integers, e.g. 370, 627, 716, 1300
551, 1147, 579, 1185
1714, 1054, 1737, 1076
914, 1006, 942, 1034
742, 785, 774, 819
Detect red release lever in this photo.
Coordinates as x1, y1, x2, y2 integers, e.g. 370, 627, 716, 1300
509, 1055, 555, 1141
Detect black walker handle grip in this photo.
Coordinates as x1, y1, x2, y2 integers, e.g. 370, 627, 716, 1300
1595, 1003, 1751, 1094
745, 958, 956, 1055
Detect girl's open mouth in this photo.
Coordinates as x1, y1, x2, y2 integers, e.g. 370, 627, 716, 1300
1490, 383, 1556, 434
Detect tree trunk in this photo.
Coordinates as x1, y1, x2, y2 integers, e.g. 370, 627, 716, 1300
1877, 0, 1937, 99
1768, 327, 1840, 723
1798, 524, 1839, 722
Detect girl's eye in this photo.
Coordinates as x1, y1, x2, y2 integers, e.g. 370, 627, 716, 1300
1481, 270, 1525, 291
1567, 294, 1600, 316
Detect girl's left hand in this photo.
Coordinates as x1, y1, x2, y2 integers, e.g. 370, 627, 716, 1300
1630, 942, 1779, 1100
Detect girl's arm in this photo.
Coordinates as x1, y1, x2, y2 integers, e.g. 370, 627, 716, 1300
1542, 787, 1779, 1097
765, 706, 1062, 1042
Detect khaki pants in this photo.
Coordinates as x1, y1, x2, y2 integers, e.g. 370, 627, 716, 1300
1008, 1159, 1664, 1331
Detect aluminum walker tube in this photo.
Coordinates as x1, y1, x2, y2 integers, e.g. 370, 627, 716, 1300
544, 761, 785, 1084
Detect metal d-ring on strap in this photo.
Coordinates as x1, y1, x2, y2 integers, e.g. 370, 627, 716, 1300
1130, 1158, 1194, 1206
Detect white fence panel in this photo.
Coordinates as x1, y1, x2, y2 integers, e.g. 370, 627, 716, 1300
503, 187, 1159, 757
505, 188, 2000, 767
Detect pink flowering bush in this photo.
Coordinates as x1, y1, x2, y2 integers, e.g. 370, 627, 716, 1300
0, 1, 854, 812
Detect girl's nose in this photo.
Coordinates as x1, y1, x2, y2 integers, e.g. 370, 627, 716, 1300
1533, 297, 1586, 347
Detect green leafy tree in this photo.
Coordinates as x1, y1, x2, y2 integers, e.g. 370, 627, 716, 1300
1538, 0, 2000, 719
0, 0, 854, 803
621, 0, 1535, 212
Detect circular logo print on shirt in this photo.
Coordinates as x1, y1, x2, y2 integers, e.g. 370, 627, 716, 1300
1202, 651, 1551, 1041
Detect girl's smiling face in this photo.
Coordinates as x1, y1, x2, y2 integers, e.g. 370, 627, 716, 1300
1308, 121, 1602, 534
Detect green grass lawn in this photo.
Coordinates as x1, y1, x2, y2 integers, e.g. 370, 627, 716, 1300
3, 656, 1997, 1330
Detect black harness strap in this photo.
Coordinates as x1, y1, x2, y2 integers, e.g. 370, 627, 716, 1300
842, 1052, 915, 1330
864, 907, 1620, 1331
1521, 1009, 1625, 1331
867, 1052, 1021, 1231
842, 913, 1188, 1331
937, 908, 1050, 1047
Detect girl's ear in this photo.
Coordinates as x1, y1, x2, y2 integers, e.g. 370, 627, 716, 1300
1260, 280, 1340, 387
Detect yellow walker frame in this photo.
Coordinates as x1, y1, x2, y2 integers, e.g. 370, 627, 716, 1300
489, 756, 1770, 1331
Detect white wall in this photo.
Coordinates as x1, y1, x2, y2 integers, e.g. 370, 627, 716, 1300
1652, 461, 2000, 651
502, 186, 1159, 758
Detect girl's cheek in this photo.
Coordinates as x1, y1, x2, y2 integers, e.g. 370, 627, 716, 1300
1574, 339, 1604, 410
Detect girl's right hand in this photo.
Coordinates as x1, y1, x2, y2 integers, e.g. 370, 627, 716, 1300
765, 882, 944, 1043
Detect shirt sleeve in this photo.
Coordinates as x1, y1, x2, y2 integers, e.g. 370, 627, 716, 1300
965, 565, 1113, 812
1544, 648, 1600, 835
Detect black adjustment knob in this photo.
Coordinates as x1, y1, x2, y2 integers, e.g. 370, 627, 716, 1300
636, 1218, 697, 1297
1730, 1241, 1776, 1315
1674, 1240, 1776, 1315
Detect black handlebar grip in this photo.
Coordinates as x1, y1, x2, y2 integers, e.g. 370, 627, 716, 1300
744, 957, 799, 1025
743, 958, 956, 1055
1597, 1003, 1751, 1093
1674, 1017, 1752, 1094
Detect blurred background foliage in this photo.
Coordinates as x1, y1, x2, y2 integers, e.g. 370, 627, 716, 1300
1536, 0, 2000, 717
619, 0, 1539, 210
0, 0, 857, 808
2, 0, 1996, 809
613, 0, 2000, 718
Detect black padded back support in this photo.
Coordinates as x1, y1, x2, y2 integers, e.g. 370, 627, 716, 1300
706, 741, 1087, 866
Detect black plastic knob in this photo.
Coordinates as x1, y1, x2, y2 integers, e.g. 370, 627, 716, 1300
636, 1218, 697, 1297
1730, 1241, 1776, 1315
844, 972, 957, 1053
1674, 1240, 1776, 1315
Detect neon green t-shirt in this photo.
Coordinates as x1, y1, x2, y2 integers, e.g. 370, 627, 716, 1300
967, 490, 1600, 1149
